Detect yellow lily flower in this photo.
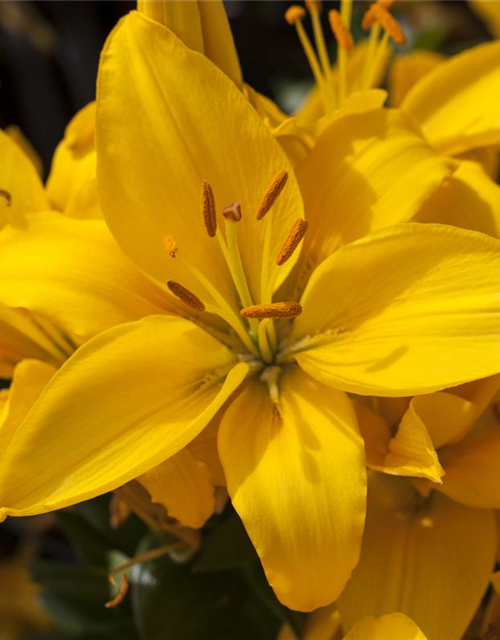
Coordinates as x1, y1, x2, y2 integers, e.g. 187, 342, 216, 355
1, 12, 500, 614
341, 377, 500, 638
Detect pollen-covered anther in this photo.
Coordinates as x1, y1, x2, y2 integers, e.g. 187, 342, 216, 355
256, 170, 289, 220
305, 0, 322, 15
0, 189, 12, 207
285, 5, 306, 25
222, 201, 242, 222
368, 5, 406, 45
105, 574, 129, 609
200, 180, 217, 237
167, 280, 206, 312
328, 9, 354, 53
162, 235, 179, 258
240, 302, 302, 319
276, 219, 308, 266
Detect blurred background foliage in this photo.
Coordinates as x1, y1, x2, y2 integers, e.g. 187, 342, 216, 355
0, 1, 496, 639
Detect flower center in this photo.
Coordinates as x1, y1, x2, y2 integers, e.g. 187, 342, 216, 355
163, 171, 308, 368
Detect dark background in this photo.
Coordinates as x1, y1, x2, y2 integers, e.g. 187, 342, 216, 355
0, 1, 490, 177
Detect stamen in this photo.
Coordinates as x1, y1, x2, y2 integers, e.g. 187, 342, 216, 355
257, 319, 274, 365
162, 234, 179, 258
284, 5, 306, 25
305, 0, 322, 14
105, 574, 129, 609
256, 170, 288, 220
167, 280, 205, 312
276, 219, 308, 266
201, 180, 217, 237
284, 7, 331, 114
328, 9, 354, 52
222, 201, 242, 222
363, 4, 406, 45
306, 0, 336, 110
241, 302, 302, 319
0, 189, 11, 207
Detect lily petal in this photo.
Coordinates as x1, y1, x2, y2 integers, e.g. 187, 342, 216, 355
0, 306, 67, 378
389, 51, 446, 108
362, 401, 444, 483
46, 102, 99, 219
402, 40, 500, 156
0, 315, 247, 519
291, 224, 500, 396
438, 421, 500, 509
97, 12, 303, 307
294, 109, 454, 275
0, 359, 56, 453
138, 448, 215, 529
0, 129, 48, 227
218, 367, 366, 612
344, 614, 428, 640
0, 212, 175, 341
416, 160, 500, 238
337, 474, 496, 640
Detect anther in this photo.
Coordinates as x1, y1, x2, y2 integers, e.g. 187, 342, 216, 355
256, 170, 288, 221
363, 3, 406, 45
163, 235, 179, 258
0, 189, 11, 207
240, 302, 302, 319
285, 5, 306, 25
201, 180, 217, 237
276, 219, 308, 266
328, 9, 354, 53
305, 0, 322, 14
167, 280, 206, 312
222, 201, 242, 222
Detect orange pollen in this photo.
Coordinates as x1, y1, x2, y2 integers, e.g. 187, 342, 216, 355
105, 574, 129, 609
240, 302, 302, 319
276, 219, 308, 266
162, 234, 179, 258
378, 0, 395, 9
365, 4, 406, 45
305, 0, 322, 15
0, 189, 11, 207
222, 201, 242, 222
328, 10, 354, 53
200, 180, 217, 237
167, 280, 205, 312
285, 5, 306, 25
256, 170, 288, 220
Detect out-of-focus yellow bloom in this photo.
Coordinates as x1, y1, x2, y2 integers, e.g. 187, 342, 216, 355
0, 558, 52, 639
336, 473, 497, 640
278, 611, 428, 640
1, 10, 500, 614
46, 101, 100, 219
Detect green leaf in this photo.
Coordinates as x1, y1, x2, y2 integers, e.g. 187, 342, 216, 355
131, 536, 280, 640
193, 511, 257, 573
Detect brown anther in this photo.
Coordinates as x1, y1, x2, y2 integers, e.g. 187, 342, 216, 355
162, 235, 179, 258
167, 280, 205, 312
276, 219, 308, 266
240, 302, 302, 319
105, 574, 129, 609
0, 189, 12, 207
361, 3, 378, 30
201, 180, 217, 237
364, 4, 406, 45
222, 201, 242, 222
305, 0, 322, 15
285, 5, 306, 25
328, 9, 354, 53
256, 170, 288, 220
